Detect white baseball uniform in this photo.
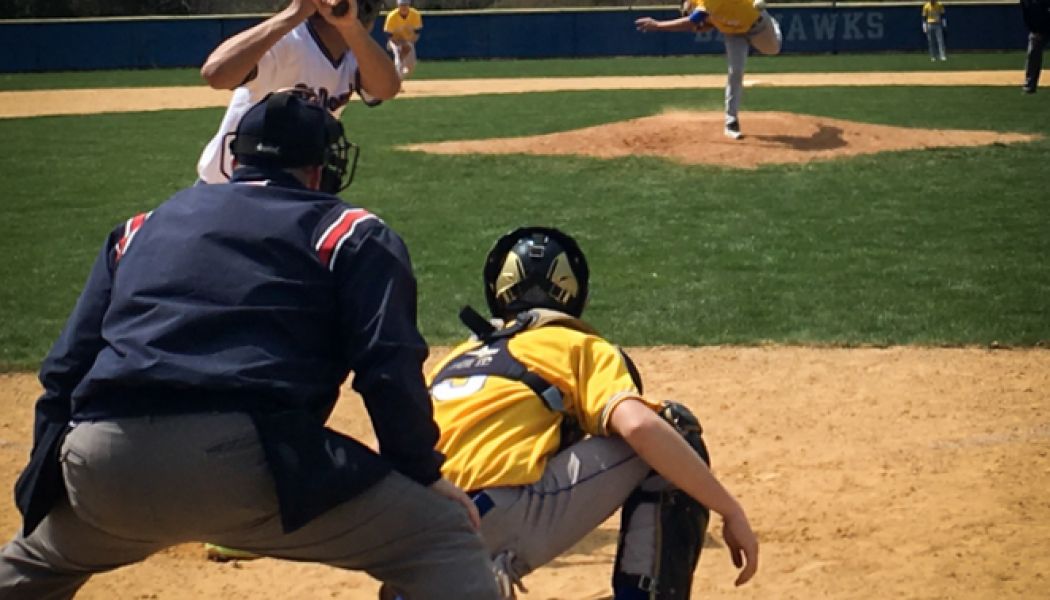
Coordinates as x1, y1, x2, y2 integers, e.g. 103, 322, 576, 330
196, 19, 369, 184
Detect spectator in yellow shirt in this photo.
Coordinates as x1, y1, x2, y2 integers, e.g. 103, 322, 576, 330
384, 0, 423, 78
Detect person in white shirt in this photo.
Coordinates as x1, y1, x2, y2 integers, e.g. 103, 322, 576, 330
196, 0, 398, 184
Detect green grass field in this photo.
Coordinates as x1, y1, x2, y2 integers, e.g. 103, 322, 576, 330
1, 52, 1047, 369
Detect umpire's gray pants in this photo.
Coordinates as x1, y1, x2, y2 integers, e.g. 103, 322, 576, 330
1025, 32, 1046, 91
724, 11, 783, 124
474, 436, 657, 589
0, 413, 498, 600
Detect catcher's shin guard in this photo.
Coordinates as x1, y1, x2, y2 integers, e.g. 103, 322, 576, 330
612, 402, 712, 599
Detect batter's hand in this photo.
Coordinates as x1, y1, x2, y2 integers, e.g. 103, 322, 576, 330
722, 512, 759, 586
289, 0, 317, 20
429, 477, 482, 530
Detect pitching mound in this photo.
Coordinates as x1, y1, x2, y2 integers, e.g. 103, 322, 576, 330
402, 110, 1039, 168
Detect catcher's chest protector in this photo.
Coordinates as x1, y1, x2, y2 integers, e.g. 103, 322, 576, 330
432, 307, 624, 449
431, 309, 587, 448
430, 334, 566, 413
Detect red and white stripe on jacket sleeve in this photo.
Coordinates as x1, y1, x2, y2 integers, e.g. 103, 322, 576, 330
315, 208, 380, 271
114, 212, 153, 263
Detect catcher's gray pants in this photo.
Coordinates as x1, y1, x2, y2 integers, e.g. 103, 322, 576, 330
926, 23, 947, 60
0, 413, 498, 600
724, 11, 783, 125
473, 436, 660, 593
1025, 32, 1046, 91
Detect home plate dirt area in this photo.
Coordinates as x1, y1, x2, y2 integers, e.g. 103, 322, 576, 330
1, 346, 1048, 599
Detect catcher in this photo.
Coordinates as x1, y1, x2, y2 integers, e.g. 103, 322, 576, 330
384, 227, 759, 599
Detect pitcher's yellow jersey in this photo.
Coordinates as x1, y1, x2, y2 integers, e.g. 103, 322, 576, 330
429, 324, 656, 492
687, 0, 761, 35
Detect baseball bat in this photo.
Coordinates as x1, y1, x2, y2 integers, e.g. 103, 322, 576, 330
332, 0, 350, 16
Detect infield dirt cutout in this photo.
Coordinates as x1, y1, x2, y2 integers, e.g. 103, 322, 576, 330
1, 72, 1047, 598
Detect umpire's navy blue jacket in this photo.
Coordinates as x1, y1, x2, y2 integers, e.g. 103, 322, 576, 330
17, 167, 442, 534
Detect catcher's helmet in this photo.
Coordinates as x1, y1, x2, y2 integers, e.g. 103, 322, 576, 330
483, 227, 589, 319
225, 89, 359, 193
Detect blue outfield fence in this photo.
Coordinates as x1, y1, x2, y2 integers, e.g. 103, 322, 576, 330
0, 3, 1031, 73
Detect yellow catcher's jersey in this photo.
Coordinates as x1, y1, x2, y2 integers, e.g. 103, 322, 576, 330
384, 7, 424, 43
922, 1, 945, 23
429, 320, 656, 492
687, 0, 761, 35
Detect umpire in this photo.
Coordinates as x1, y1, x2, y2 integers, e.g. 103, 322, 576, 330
0, 91, 498, 599
1021, 0, 1050, 93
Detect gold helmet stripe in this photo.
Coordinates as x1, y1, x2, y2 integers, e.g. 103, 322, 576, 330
494, 252, 526, 305
546, 251, 579, 305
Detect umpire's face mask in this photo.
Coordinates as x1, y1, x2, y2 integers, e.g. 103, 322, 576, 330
320, 120, 359, 194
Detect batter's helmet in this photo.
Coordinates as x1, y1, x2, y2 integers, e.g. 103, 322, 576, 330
483, 227, 589, 319
225, 89, 358, 193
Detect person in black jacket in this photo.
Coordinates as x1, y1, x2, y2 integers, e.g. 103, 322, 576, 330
1022, 0, 1050, 93
0, 90, 498, 600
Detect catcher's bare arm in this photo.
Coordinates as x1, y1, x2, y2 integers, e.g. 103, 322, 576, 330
609, 398, 759, 586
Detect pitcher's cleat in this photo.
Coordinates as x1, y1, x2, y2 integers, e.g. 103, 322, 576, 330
205, 543, 261, 562
724, 119, 742, 140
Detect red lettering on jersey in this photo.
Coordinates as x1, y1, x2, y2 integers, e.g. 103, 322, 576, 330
327, 91, 352, 112
316, 208, 376, 270
292, 83, 351, 112
114, 212, 153, 262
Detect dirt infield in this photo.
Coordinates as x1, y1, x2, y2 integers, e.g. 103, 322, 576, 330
1, 71, 1047, 598
0, 70, 1030, 119
1, 347, 1048, 599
